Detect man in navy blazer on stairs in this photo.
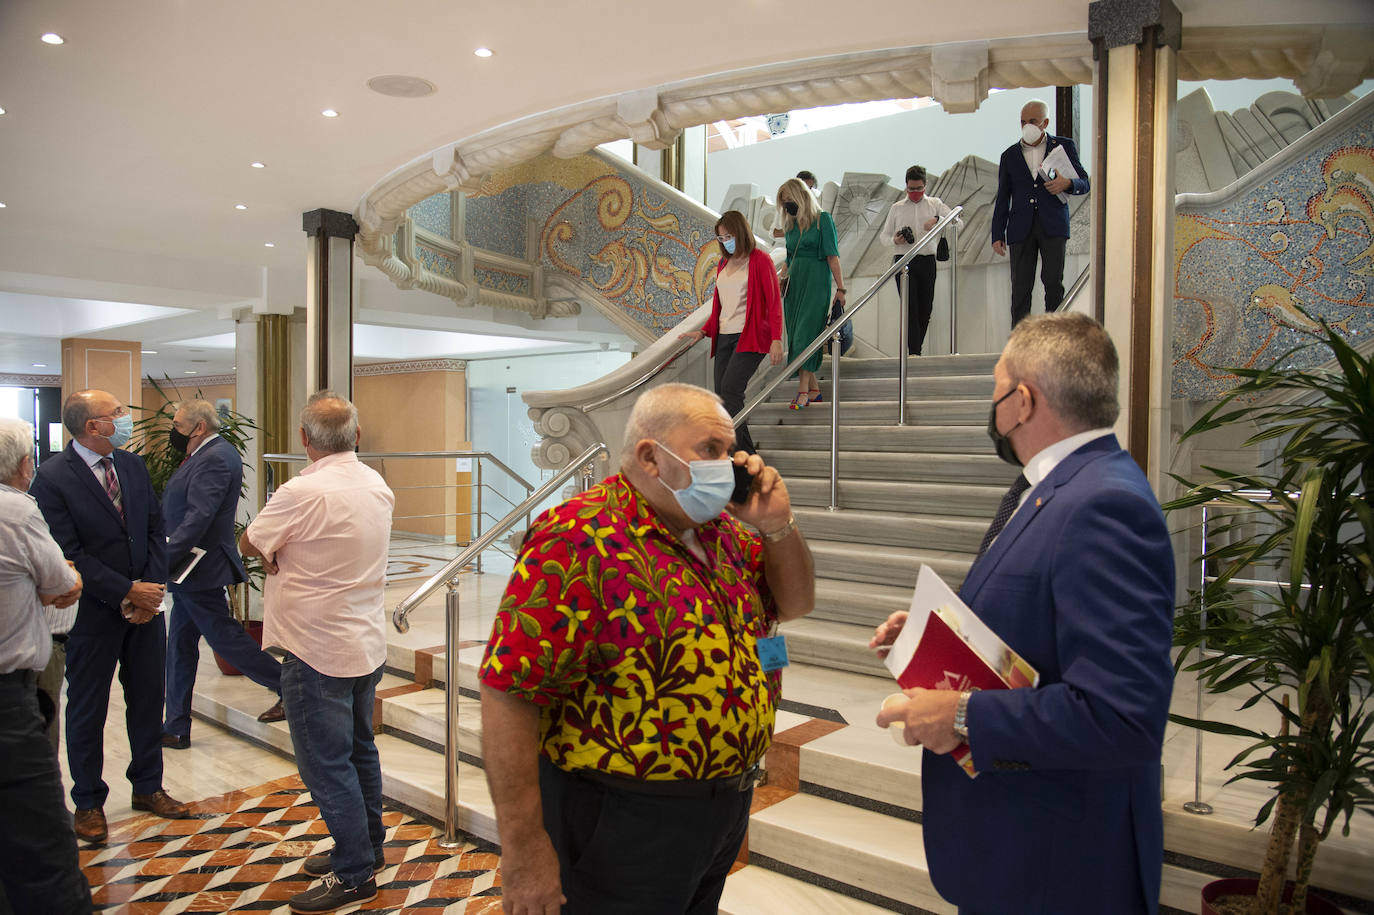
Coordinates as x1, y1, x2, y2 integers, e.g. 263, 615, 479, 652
873, 314, 1175, 914
161, 399, 283, 750
990, 98, 1090, 327
31, 389, 189, 844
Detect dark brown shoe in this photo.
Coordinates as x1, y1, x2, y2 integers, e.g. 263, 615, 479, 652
257, 699, 286, 723
161, 733, 190, 750
131, 789, 189, 819
74, 807, 107, 843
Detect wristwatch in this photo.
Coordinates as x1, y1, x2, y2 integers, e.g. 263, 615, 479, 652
952, 690, 972, 741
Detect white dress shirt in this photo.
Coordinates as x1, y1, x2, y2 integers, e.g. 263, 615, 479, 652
880, 195, 962, 256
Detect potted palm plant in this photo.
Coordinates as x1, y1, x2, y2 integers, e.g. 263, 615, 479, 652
1167, 322, 1373, 915
129, 376, 264, 673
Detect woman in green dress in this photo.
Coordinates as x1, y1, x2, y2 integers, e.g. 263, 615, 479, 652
777, 177, 847, 409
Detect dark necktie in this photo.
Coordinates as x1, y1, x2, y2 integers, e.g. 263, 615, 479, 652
977, 473, 1030, 557
100, 456, 125, 520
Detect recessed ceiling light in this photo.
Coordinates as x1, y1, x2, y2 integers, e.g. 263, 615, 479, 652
0, 106, 6, 116
250, 161, 265, 168
321, 108, 339, 118
32, 363, 46, 368
184, 370, 198, 375
0, 202, 6, 208
235, 204, 247, 210
473, 47, 493, 58
264, 242, 275, 247
41, 33, 64, 45
367, 75, 436, 98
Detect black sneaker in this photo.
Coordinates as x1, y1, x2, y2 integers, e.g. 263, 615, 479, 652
302, 850, 386, 878
288, 873, 377, 913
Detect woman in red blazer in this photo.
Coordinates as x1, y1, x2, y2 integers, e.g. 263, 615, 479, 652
680, 210, 783, 453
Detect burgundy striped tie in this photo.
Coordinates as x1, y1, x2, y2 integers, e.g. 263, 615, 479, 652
100, 456, 125, 521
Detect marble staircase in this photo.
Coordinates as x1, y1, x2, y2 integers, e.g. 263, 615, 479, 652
748, 352, 1015, 678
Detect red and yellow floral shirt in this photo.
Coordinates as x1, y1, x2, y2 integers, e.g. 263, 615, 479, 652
479, 474, 779, 780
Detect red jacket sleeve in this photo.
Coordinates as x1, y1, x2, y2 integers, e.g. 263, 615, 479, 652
702, 260, 725, 356
749, 248, 782, 348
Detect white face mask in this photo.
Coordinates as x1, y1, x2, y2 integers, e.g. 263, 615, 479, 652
1021, 122, 1044, 145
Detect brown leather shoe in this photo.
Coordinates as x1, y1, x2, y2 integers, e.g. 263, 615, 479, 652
257, 699, 285, 723
131, 789, 189, 819
74, 807, 107, 843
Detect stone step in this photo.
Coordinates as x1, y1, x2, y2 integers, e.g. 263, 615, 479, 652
795, 506, 987, 554
813, 578, 914, 627
752, 398, 989, 426
766, 449, 1017, 486
789, 478, 1005, 518
762, 374, 994, 403
754, 424, 990, 455
719, 864, 897, 915
816, 353, 1000, 379
810, 539, 971, 592
781, 617, 892, 678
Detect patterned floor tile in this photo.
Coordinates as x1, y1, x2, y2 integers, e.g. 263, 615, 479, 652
83, 776, 503, 913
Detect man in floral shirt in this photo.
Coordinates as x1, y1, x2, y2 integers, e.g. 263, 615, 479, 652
480, 382, 814, 915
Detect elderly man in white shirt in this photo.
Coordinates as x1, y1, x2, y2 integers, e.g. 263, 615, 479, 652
0, 418, 91, 913
880, 164, 962, 356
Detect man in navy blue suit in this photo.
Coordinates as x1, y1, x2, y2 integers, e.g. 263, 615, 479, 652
873, 313, 1174, 914
161, 400, 283, 751
31, 389, 189, 843
990, 99, 1090, 327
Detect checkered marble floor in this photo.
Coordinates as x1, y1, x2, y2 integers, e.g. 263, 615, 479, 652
80, 775, 504, 913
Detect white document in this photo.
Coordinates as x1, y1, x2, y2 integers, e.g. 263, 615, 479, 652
1039, 145, 1079, 204
170, 546, 207, 585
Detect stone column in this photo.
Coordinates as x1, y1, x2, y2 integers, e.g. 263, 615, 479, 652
1088, 0, 1181, 487
302, 208, 359, 399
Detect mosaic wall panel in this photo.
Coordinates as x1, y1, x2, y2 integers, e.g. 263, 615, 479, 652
1173, 112, 1374, 400
467, 154, 720, 336
408, 192, 452, 238
415, 240, 457, 279
474, 265, 531, 296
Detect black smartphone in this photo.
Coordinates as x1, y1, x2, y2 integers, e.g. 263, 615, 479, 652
731, 463, 754, 504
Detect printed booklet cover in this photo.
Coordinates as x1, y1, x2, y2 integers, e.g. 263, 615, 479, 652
883, 564, 1039, 777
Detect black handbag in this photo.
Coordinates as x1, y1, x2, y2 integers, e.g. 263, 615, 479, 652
936, 236, 950, 262
829, 296, 854, 356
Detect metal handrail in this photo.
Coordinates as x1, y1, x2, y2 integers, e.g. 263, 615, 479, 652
1062, 263, 1092, 313
391, 441, 611, 633
262, 450, 535, 494
581, 338, 699, 413
734, 206, 963, 428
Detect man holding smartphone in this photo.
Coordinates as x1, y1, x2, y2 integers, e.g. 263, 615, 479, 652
480, 383, 815, 915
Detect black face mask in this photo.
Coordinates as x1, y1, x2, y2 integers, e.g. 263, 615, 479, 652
169, 426, 191, 454
987, 388, 1024, 467
783, 201, 799, 216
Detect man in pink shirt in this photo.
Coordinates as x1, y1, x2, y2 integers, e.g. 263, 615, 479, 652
240, 391, 394, 914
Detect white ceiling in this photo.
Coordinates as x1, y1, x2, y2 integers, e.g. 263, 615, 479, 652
2, 0, 1371, 381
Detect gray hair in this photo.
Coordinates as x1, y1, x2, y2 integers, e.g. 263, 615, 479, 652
61, 390, 98, 437
620, 383, 723, 461
1002, 312, 1119, 431
0, 418, 35, 481
301, 390, 358, 454
176, 399, 221, 432
1022, 98, 1049, 120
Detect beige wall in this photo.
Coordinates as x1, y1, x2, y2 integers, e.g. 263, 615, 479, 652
139, 380, 237, 413
61, 338, 142, 411
353, 368, 469, 541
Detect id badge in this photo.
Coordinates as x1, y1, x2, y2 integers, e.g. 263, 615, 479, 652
757, 635, 789, 672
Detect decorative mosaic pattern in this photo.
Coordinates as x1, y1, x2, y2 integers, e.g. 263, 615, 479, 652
416, 241, 458, 280
473, 266, 531, 296
408, 193, 453, 239
354, 359, 467, 376
464, 154, 720, 336
1173, 115, 1374, 399
80, 775, 504, 913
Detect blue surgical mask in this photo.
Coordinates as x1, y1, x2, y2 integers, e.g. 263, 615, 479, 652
721, 238, 736, 255
655, 441, 734, 525
99, 413, 134, 449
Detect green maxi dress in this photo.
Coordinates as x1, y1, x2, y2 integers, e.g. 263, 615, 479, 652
783, 211, 840, 376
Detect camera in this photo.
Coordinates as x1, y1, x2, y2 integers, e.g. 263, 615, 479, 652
899, 226, 915, 244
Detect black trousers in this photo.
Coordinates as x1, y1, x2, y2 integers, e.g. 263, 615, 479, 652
539, 758, 753, 915
0, 673, 92, 914
892, 254, 937, 355
713, 333, 765, 454
1009, 210, 1068, 326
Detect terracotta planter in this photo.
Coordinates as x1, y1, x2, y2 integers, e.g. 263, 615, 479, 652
214, 620, 265, 676
1200, 878, 1343, 915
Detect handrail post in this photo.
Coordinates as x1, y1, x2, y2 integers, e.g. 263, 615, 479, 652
829, 333, 841, 511
440, 580, 465, 847
949, 222, 959, 355
898, 264, 910, 426
475, 461, 484, 575
1183, 502, 1214, 816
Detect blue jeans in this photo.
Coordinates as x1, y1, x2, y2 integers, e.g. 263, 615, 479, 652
280, 654, 384, 888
